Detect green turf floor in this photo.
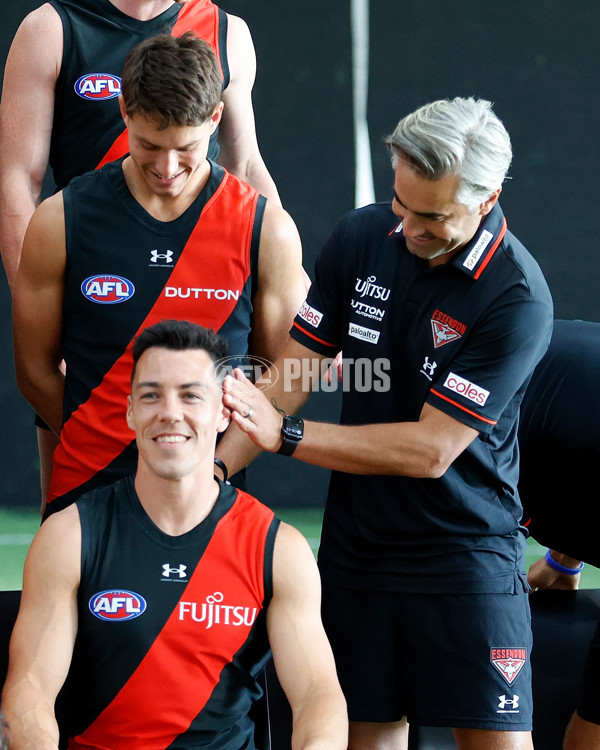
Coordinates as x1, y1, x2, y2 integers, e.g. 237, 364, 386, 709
2, 505, 599, 592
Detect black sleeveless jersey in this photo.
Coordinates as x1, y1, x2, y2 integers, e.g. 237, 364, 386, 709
47, 158, 263, 510
49, 0, 228, 189
63, 476, 278, 749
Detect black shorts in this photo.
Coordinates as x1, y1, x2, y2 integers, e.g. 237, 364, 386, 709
321, 584, 533, 731
578, 618, 600, 724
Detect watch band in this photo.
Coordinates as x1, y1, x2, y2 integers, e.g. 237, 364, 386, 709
276, 415, 304, 456
277, 433, 300, 456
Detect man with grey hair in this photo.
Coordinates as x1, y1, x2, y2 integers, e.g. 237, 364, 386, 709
214, 97, 554, 750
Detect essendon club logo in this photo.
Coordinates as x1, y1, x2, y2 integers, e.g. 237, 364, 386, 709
430, 309, 467, 348
490, 647, 527, 685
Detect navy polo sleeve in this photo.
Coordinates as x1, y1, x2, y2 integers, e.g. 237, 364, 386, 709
290, 219, 346, 356
426, 286, 554, 434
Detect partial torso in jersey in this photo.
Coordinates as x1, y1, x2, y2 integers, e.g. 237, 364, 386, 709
49, 0, 229, 189
47, 158, 263, 512
62, 476, 277, 750
519, 319, 600, 565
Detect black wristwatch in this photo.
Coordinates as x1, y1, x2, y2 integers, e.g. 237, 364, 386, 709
276, 415, 304, 456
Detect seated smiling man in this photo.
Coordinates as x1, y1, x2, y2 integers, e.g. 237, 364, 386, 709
1, 320, 347, 750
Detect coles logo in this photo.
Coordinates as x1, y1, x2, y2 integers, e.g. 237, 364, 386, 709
443, 372, 490, 406
298, 300, 323, 328
89, 590, 147, 622
82, 275, 135, 304
74, 73, 122, 100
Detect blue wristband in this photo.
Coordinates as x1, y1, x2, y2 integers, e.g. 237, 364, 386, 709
545, 549, 584, 575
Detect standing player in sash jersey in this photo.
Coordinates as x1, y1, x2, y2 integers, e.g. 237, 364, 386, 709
0, 0, 281, 287
2, 320, 347, 750
0, 0, 283, 508
11, 33, 305, 516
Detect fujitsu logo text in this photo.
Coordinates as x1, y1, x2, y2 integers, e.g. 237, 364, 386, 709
179, 592, 258, 630
354, 275, 391, 301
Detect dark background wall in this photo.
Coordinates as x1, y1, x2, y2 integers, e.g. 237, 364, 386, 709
1, 1, 598, 508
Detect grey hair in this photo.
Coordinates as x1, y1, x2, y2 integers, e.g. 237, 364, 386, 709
385, 97, 512, 212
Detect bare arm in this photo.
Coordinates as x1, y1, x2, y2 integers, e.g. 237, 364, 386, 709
249, 202, 306, 364
528, 550, 582, 592
218, 14, 281, 205
291, 400, 479, 477
268, 523, 347, 750
1, 506, 81, 750
215, 253, 309, 480
220, 337, 479, 477
0, 4, 62, 288
12, 194, 66, 435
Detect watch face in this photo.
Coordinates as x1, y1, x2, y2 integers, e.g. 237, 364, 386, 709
283, 416, 304, 439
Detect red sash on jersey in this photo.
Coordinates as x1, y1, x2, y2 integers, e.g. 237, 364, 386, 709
48, 173, 258, 503
95, 0, 223, 171
69, 491, 274, 749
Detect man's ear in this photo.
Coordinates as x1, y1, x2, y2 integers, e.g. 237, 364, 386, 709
479, 187, 502, 216
126, 394, 134, 431
217, 403, 231, 434
118, 95, 128, 125
209, 102, 224, 134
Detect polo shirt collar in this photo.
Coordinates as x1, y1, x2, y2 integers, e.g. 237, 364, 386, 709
450, 202, 508, 280
390, 202, 508, 279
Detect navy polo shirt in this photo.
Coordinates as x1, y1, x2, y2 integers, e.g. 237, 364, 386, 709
291, 201, 553, 593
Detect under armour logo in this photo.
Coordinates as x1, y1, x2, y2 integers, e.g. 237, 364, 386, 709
498, 695, 519, 709
150, 249, 174, 264
162, 563, 187, 578
420, 356, 438, 381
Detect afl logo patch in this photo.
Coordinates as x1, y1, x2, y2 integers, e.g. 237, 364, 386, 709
82, 275, 135, 304
89, 590, 147, 621
74, 73, 122, 100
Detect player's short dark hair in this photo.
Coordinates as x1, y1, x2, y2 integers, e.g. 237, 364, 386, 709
131, 320, 228, 383
121, 32, 222, 129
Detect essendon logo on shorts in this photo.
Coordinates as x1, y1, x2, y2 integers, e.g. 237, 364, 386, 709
490, 647, 527, 685
430, 309, 466, 348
